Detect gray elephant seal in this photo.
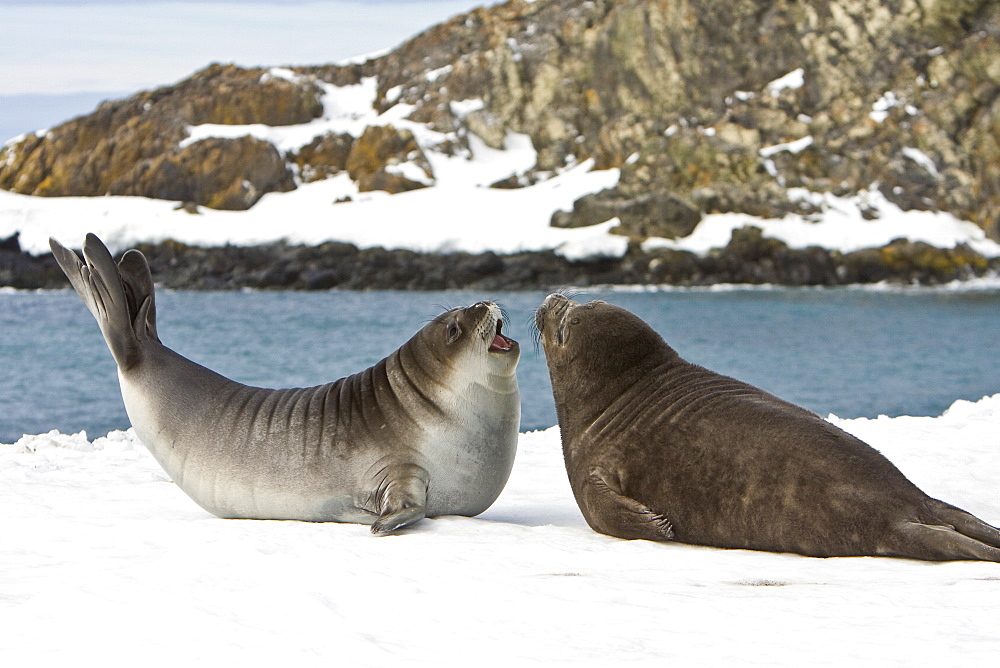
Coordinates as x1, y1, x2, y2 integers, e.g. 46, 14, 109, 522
534, 293, 1000, 561
50, 233, 520, 535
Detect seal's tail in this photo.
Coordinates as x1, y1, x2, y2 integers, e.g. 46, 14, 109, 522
49, 233, 159, 370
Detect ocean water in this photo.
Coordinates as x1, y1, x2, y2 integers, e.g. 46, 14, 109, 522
2, 286, 999, 443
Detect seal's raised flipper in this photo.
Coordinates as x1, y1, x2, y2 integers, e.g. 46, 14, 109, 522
370, 464, 430, 536
117, 249, 159, 343
898, 521, 1000, 562
582, 467, 675, 541
49, 236, 96, 314
49, 234, 155, 370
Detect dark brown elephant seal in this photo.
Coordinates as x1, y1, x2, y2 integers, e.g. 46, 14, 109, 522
534, 293, 1000, 561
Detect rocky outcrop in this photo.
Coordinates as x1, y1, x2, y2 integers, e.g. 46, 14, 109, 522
345, 125, 434, 193
0, 234, 67, 289
0, 64, 315, 209
291, 132, 354, 183
5, 232, 996, 292
1, 0, 998, 242
551, 188, 702, 239
107, 136, 294, 209
358, 0, 1000, 241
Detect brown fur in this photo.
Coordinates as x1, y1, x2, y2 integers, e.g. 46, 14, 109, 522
535, 294, 1000, 561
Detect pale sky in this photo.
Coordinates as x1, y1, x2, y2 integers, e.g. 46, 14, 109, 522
1, 1, 487, 95
0, 0, 489, 140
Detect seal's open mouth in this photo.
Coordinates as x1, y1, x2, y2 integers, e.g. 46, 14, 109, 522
489, 319, 514, 352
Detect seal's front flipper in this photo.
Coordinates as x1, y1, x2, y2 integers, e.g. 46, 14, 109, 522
582, 467, 675, 542
372, 506, 426, 536
370, 464, 430, 536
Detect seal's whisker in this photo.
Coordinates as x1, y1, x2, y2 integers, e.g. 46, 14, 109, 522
427, 302, 463, 325
553, 287, 585, 301
497, 303, 512, 329
525, 308, 540, 332
531, 330, 543, 355
526, 309, 544, 355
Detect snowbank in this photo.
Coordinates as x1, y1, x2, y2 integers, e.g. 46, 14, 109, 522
644, 187, 1000, 258
2, 395, 999, 664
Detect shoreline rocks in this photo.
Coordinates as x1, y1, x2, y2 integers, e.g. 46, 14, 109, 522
3, 231, 997, 292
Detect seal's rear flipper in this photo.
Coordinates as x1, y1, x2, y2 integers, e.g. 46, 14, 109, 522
582, 468, 675, 542
118, 249, 159, 342
899, 521, 1000, 562
49, 236, 96, 314
49, 234, 156, 370
930, 502, 1000, 548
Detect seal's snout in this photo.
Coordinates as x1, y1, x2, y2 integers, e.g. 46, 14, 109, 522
535, 293, 576, 341
542, 293, 575, 309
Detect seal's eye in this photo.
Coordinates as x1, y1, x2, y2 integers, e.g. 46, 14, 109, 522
446, 322, 462, 344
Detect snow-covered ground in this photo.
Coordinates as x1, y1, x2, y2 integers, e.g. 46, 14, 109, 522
2, 395, 999, 664
4, 68, 1000, 262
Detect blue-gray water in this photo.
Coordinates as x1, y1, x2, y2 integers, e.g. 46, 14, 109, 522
2, 287, 999, 444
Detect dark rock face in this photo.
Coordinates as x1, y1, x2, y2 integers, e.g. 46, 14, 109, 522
551, 188, 702, 239
0, 234, 68, 289
6, 232, 996, 292
0, 0, 998, 246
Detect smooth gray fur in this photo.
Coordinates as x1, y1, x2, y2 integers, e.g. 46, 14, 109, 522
50, 233, 521, 535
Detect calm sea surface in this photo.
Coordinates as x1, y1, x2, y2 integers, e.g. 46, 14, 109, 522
2, 286, 999, 443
